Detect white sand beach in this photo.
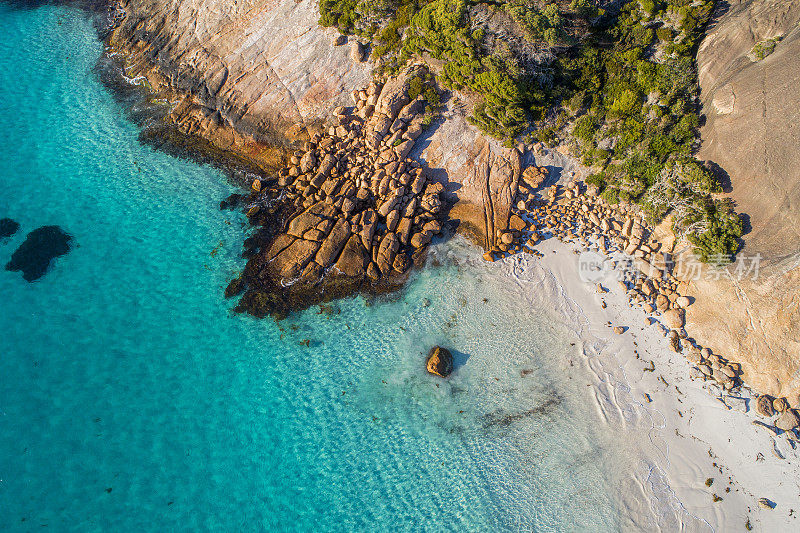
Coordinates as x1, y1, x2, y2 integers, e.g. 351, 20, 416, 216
481, 236, 800, 531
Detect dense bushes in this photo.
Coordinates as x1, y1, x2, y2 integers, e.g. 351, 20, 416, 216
555, 0, 741, 260
319, 0, 361, 33
503, 0, 567, 44
683, 198, 743, 263
403, 0, 536, 138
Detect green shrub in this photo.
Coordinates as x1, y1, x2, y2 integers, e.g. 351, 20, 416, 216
408, 76, 423, 100
751, 37, 781, 61
424, 86, 440, 106
319, 0, 360, 32
608, 89, 642, 117
686, 199, 743, 262
586, 173, 605, 189
573, 114, 598, 143
656, 26, 672, 41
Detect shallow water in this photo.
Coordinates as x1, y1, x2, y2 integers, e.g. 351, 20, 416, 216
0, 5, 633, 530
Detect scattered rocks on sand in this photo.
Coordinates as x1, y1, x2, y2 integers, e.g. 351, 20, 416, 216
426, 346, 453, 377
0, 218, 20, 238
493, 173, 751, 398
5, 225, 72, 282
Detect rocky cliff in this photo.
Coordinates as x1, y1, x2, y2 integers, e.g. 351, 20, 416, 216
684, 0, 800, 397
110, 0, 525, 249
110, 0, 371, 165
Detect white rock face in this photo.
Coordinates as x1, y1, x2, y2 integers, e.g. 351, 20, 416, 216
688, 0, 800, 399
114, 0, 371, 137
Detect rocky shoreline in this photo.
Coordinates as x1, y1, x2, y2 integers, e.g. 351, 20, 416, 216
97, 0, 799, 419
220, 66, 447, 318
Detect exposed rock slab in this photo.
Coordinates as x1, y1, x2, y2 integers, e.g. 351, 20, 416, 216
686, 0, 800, 398
111, 0, 371, 144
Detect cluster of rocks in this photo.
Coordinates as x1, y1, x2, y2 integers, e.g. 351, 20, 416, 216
501, 172, 800, 438
755, 393, 800, 433
230, 66, 444, 318
483, 173, 755, 394
486, 177, 678, 281
684, 346, 743, 392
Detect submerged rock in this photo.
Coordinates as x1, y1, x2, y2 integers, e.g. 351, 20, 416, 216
219, 193, 244, 210
224, 276, 246, 298
426, 346, 453, 378
0, 218, 19, 238
5, 225, 72, 281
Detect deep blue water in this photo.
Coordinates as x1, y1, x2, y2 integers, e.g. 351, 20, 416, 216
0, 5, 627, 531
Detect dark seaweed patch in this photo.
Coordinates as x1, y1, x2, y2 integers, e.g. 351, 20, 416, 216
481, 395, 563, 430
0, 218, 20, 238
5, 226, 72, 281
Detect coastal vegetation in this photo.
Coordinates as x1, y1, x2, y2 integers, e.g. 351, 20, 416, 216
319, 0, 742, 262
749, 35, 782, 61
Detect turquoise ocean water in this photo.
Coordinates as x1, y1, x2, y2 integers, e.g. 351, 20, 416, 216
0, 5, 632, 530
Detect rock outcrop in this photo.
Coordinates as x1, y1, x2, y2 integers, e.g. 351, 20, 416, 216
420, 114, 522, 250
683, 0, 800, 398
232, 67, 445, 318
109, 0, 371, 167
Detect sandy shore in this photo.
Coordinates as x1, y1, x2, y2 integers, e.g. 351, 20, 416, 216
482, 236, 800, 531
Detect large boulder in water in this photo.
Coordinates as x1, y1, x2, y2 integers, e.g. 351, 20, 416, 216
426, 346, 453, 378
5, 225, 72, 281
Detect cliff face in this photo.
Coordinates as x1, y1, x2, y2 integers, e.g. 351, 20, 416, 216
416, 113, 521, 249
684, 0, 800, 398
111, 0, 370, 149
698, 0, 800, 256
